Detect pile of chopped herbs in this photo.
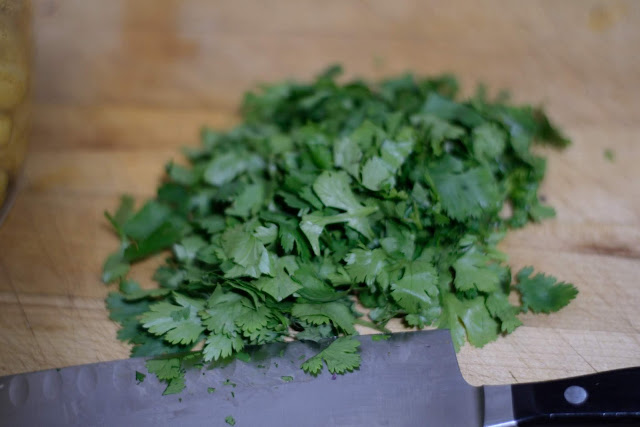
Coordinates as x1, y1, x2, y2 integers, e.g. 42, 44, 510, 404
103, 66, 578, 395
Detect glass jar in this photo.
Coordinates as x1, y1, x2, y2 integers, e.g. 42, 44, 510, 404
0, 0, 31, 224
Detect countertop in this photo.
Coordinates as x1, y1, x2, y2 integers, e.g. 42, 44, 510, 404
1, 0, 639, 386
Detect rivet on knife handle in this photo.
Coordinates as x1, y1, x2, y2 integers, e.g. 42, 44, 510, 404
484, 367, 640, 426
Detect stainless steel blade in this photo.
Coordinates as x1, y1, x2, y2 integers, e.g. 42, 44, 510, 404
0, 330, 484, 426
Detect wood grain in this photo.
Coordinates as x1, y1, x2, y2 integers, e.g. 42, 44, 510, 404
0, 0, 639, 387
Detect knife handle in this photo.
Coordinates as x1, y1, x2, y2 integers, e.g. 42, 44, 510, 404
511, 367, 640, 425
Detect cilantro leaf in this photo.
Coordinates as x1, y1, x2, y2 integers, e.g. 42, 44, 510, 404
173, 236, 207, 264
472, 123, 506, 162
140, 293, 205, 345
333, 136, 362, 178
486, 293, 522, 333
422, 92, 484, 127
362, 157, 393, 191
221, 226, 273, 278
102, 248, 130, 284
411, 114, 465, 156
145, 358, 182, 381
226, 182, 265, 218
254, 258, 302, 301
166, 162, 197, 186
312, 170, 363, 212
429, 159, 501, 220
202, 333, 244, 362
123, 221, 184, 262
122, 201, 172, 241
200, 291, 249, 335
292, 302, 356, 334
390, 252, 439, 314
296, 323, 333, 342
453, 248, 501, 293
203, 151, 248, 187
343, 248, 388, 288
441, 294, 499, 351
163, 376, 186, 396
301, 336, 361, 376
516, 267, 578, 313
300, 207, 377, 256
145, 357, 187, 395
112, 195, 135, 227
106, 291, 150, 342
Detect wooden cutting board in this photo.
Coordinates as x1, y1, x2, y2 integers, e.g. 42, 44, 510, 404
1, 0, 639, 387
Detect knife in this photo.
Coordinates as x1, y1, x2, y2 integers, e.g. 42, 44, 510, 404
0, 330, 638, 426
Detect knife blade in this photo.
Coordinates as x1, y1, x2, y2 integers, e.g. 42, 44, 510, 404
0, 330, 638, 426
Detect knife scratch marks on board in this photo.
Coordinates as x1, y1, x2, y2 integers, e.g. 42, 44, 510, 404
0, 259, 47, 364
558, 332, 597, 374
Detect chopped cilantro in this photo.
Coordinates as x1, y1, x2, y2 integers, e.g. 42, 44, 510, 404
516, 267, 578, 313
207, 387, 216, 394
102, 66, 576, 395
371, 334, 391, 342
145, 358, 186, 395
604, 148, 615, 162
235, 352, 251, 363
301, 336, 361, 376
225, 416, 236, 426
135, 371, 146, 384
223, 379, 236, 388
281, 375, 294, 382
162, 377, 186, 396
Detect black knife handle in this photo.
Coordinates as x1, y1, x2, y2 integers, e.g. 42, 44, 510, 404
512, 367, 640, 426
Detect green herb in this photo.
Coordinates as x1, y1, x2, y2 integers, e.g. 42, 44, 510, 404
516, 267, 578, 313
145, 357, 187, 395
103, 66, 576, 393
231, 391, 235, 398
604, 148, 615, 162
301, 337, 361, 376
135, 371, 146, 384
235, 352, 251, 362
371, 334, 391, 342
225, 416, 236, 426
223, 379, 236, 387
281, 375, 294, 382
207, 387, 216, 394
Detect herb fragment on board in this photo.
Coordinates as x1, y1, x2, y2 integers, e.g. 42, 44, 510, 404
135, 371, 146, 384
604, 148, 615, 162
102, 66, 577, 394
301, 336, 361, 376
